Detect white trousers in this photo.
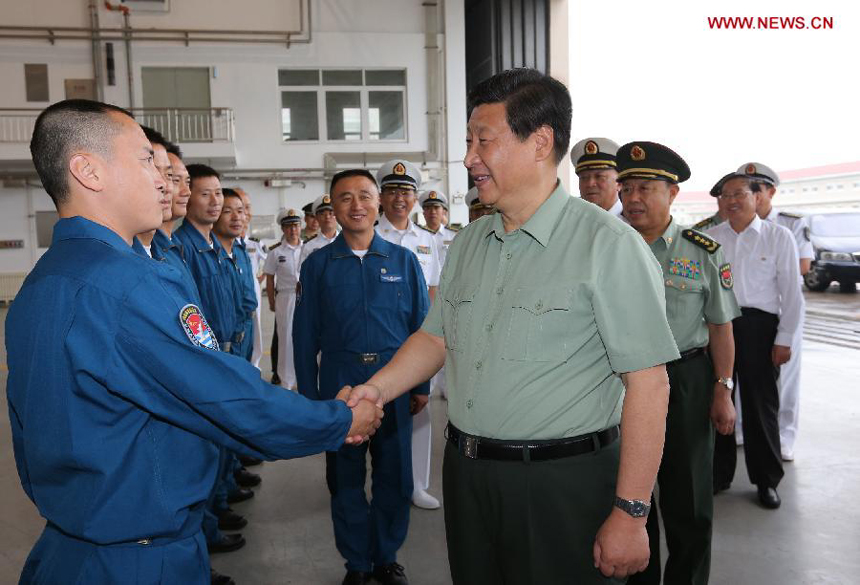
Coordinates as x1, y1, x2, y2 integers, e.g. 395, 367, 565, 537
250, 307, 263, 369
250, 278, 263, 369
275, 290, 297, 390
411, 382, 436, 494
778, 314, 804, 452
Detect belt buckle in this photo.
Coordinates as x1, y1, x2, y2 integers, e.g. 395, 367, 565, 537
360, 353, 379, 365
462, 435, 478, 459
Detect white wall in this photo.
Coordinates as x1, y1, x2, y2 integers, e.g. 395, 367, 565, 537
0, 0, 469, 271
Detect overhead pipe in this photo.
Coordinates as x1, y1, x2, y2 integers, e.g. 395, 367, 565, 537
103, 2, 134, 107
88, 0, 104, 101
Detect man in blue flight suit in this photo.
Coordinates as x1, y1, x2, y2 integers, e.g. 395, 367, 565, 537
173, 164, 240, 354
293, 169, 430, 585
6, 99, 383, 585
218, 188, 257, 362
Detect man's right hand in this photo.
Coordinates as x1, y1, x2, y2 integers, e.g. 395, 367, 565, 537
345, 383, 385, 409
344, 397, 384, 445
268, 300, 276, 312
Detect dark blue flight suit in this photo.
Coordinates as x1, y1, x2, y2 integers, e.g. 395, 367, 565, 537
173, 222, 239, 352
6, 217, 353, 584
293, 233, 429, 573
152, 229, 199, 302
149, 229, 227, 546
229, 238, 257, 361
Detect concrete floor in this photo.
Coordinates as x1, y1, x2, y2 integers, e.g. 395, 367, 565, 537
1, 286, 859, 584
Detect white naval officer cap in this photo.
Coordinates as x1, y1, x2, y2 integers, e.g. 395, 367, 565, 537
312, 193, 333, 214
376, 159, 422, 190
419, 190, 449, 209
737, 162, 780, 187
569, 137, 620, 175
276, 208, 302, 225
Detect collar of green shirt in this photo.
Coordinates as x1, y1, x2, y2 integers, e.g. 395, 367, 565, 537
483, 181, 569, 247
654, 216, 681, 247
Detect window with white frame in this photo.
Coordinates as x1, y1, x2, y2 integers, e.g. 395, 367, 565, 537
279, 68, 407, 142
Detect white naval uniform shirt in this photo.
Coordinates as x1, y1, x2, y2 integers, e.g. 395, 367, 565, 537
376, 214, 441, 287
707, 215, 803, 347
763, 208, 814, 260
430, 225, 458, 267
298, 231, 339, 271
263, 239, 302, 291
608, 198, 623, 217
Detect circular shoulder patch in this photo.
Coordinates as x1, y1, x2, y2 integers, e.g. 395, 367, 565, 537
180, 304, 220, 350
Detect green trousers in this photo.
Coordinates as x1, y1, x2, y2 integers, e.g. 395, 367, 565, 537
443, 435, 625, 585
629, 352, 715, 585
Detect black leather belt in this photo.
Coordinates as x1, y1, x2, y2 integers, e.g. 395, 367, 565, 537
668, 346, 706, 366
446, 423, 620, 462
740, 307, 777, 317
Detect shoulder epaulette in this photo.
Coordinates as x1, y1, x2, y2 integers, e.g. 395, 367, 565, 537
448, 224, 462, 232
692, 217, 715, 230
305, 234, 318, 242
418, 224, 436, 234
778, 211, 803, 220
268, 242, 281, 250
682, 229, 720, 254
249, 236, 260, 243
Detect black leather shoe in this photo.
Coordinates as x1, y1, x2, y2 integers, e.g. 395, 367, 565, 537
216, 508, 248, 531
239, 455, 263, 467
372, 562, 408, 585
234, 467, 262, 487
757, 485, 781, 509
342, 570, 372, 585
226, 487, 255, 504
271, 374, 281, 385
713, 481, 731, 494
210, 568, 236, 585
207, 533, 246, 554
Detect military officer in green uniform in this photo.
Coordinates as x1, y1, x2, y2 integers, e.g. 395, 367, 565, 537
343, 69, 681, 584
690, 173, 734, 231
618, 142, 740, 585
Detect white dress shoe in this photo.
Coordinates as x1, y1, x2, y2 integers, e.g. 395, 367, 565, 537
412, 489, 440, 509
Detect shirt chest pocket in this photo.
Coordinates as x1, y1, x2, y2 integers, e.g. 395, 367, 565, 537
442, 286, 476, 353
664, 278, 705, 320
748, 254, 777, 291
502, 287, 573, 362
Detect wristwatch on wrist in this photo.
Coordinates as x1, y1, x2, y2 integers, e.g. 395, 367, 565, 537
614, 496, 651, 518
716, 377, 734, 391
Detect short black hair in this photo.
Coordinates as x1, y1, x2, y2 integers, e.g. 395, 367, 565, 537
186, 163, 220, 188
165, 141, 183, 159
30, 99, 133, 206
140, 125, 168, 149
330, 169, 378, 195
221, 188, 242, 204
468, 68, 572, 165
749, 180, 773, 194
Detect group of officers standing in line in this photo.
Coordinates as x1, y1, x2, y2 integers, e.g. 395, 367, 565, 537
6, 66, 810, 585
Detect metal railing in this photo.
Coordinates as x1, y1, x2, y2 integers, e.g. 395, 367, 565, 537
0, 107, 234, 144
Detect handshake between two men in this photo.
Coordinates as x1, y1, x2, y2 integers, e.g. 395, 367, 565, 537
337, 384, 386, 445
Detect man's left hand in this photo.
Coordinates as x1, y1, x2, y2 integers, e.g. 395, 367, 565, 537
710, 384, 736, 435
772, 344, 791, 366
592, 508, 650, 579
410, 394, 429, 415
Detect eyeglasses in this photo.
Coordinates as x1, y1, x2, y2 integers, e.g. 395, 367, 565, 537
381, 188, 415, 199
717, 190, 753, 200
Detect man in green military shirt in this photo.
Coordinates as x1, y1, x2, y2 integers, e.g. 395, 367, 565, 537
691, 173, 734, 231
344, 69, 681, 584
618, 142, 739, 585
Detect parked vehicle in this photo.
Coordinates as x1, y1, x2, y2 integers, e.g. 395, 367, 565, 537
803, 211, 860, 292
